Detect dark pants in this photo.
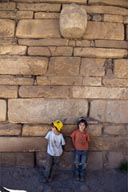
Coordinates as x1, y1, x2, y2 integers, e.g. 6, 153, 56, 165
44, 153, 60, 179
74, 150, 87, 177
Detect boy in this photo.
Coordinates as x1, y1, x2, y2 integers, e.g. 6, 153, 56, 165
71, 117, 90, 182
43, 120, 65, 183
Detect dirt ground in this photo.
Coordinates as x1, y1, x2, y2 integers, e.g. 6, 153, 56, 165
0, 166, 127, 192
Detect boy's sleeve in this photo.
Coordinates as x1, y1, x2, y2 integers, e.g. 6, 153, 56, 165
61, 135, 66, 145
45, 131, 50, 140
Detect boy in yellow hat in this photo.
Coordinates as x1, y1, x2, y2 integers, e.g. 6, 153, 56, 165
43, 120, 65, 183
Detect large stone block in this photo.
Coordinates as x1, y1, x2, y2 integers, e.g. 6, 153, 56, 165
0, 122, 21, 136
0, 45, 26, 55
0, 86, 17, 98
103, 77, 128, 87
87, 152, 103, 170
22, 124, 50, 136
16, 19, 60, 38
89, 0, 128, 8
74, 48, 127, 58
0, 19, 15, 37
95, 40, 128, 49
60, 4, 87, 38
0, 11, 33, 19
103, 125, 126, 136
83, 22, 124, 40
114, 59, 128, 78
72, 87, 128, 99
0, 2, 16, 10
19, 86, 70, 98
0, 137, 45, 152
48, 57, 80, 75
0, 56, 48, 75
0, 100, 6, 121
107, 152, 124, 168
90, 100, 128, 123
8, 99, 88, 124
81, 58, 105, 77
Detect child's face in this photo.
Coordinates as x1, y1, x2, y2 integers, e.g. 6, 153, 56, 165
78, 122, 86, 132
51, 126, 59, 134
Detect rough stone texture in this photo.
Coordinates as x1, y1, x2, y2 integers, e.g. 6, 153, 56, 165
0, 86, 17, 98
107, 152, 124, 168
114, 59, 128, 78
0, 122, 21, 136
37, 76, 82, 86
74, 48, 127, 58
0, 137, 45, 152
89, 0, 128, 8
0, 152, 34, 167
0, 76, 34, 85
35, 12, 59, 19
0, 19, 15, 37
60, 4, 87, 38
0, 2, 16, 10
104, 14, 123, 23
83, 22, 124, 40
22, 124, 50, 136
16, 19, 61, 38
88, 152, 103, 170
19, 86, 70, 98
103, 77, 128, 87
84, 5, 128, 15
90, 100, 128, 123
0, 100, 6, 121
95, 40, 128, 49
72, 87, 128, 99
103, 125, 126, 136
8, 99, 88, 124
0, 11, 33, 19
17, 3, 61, 11
81, 58, 105, 76
0, 45, 27, 55
0, 56, 48, 75
48, 57, 80, 75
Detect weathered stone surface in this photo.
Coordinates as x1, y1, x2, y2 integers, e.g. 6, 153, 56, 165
126, 25, 128, 40
0, 86, 17, 98
81, 58, 105, 76
0, 45, 26, 55
114, 59, 128, 78
83, 22, 124, 40
107, 152, 124, 168
8, 99, 88, 124
74, 48, 127, 58
16, 19, 60, 38
0, 11, 33, 19
72, 87, 128, 99
103, 125, 126, 136
0, 38, 17, 45
13, 0, 87, 4
0, 152, 34, 167
0, 137, 45, 152
76, 40, 90, 47
37, 76, 82, 85
35, 12, 59, 19
48, 57, 80, 75
22, 125, 50, 136
124, 16, 128, 24
90, 100, 128, 123
0, 75, 34, 85
89, 0, 128, 8
0, 56, 48, 75
0, 122, 21, 136
0, 2, 16, 10
84, 5, 128, 15
83, 77, 102, 86
28, 46, 73, 56
95, 40, 128, 49
18, 38, 69, 46
104, 14, 123, 23
17, 3, 61, 11
88, 152, 103, 170
0, 19, 15, 37
88, 124, 102, 136
19, 86, 70, 98
103, 77, 128, 87
0, 100, 6, 121
60, 4, 87, 38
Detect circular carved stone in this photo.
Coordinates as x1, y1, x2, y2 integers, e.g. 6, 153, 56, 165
60, 3, 87, 39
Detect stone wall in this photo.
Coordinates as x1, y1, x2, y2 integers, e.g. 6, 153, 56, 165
0, 0, 128, 170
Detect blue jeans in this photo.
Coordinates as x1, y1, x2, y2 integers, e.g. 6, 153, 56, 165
74, 150, 87, 176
